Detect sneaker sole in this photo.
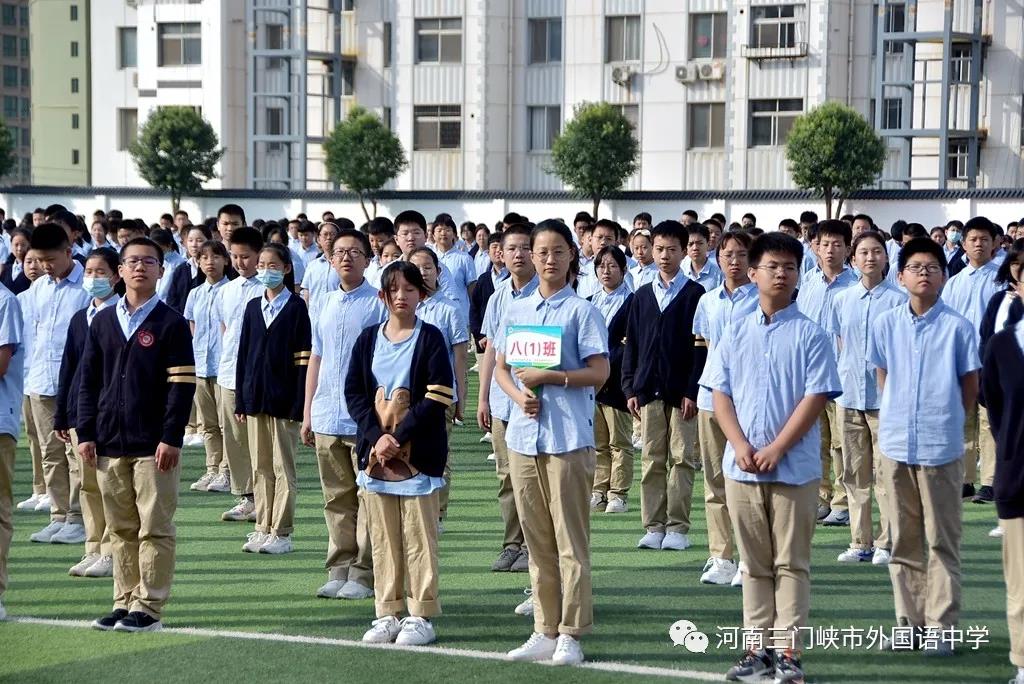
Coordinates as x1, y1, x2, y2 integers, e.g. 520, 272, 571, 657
206, 487, 230, 493
395, 636, 436, 646
113, 622, 163, 633
91, 621, 118, 631
50, 537, 87, 545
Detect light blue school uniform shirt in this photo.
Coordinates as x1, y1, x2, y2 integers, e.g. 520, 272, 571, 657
0, 285, 23, 438
311, 280, 387, 436
365, 256, 383, 289
184, 277, 227, 379
589, 281, 632, 326
300, 256, 341, 323
868, 300, 980, 466
436, 247, 475, 317
115, 293, 161, 340
260, 289, 291, 327
293, 243, 320, 268
699, 304, 842, 485
481, 274, 539, 422
692, 282, 759, 412
800, 242, 819, 275
630, 262, 658, 289
578, 266, 634, 300
941, 259, 1001, 339
216, 274, 264, 391
16, 289, 33, 398
416, 291, 469, 394
87, 295, 120, 327
653, 269, 687, 312
156, 249, 186, 302
474, 249, 492, 277
494, 284, 609, 456
681, 256, 724, 293
25, 261, 91, 397
827, 280, 907, 411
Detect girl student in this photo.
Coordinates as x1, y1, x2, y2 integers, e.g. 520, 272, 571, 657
344, 261, 454, 647
368, 239, 403, 289
235, 243, 312, 555
14, 251, 48, 513
494, 219, 609, 666
184, 240, 231, 493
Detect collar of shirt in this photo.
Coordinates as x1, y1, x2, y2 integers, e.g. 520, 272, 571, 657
813, 266, 856, 286
654, 269, 683, 292
527, 283, 575, 311
757, 302, 801, 327
683, 256, 713, 279
510, 273, 539, 298
262, 289, 291, 317
721, 281, 757, 302
856, 279, 894, 299
962, 260, 996, 276
117, 292, 160, 324
595, 280, 631, 301
204, 276, 229, 292
338, 279, 375, 301
88, 294, 120, 325
51, 260, 85, 287
901, 299, 945, 324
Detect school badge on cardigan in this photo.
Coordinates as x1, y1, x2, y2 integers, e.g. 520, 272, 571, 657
137, 330, 155, 348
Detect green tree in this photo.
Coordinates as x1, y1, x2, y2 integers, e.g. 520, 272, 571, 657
129, 106, 224, 211
0, 119, 16, 180
785, 101, 885, 219
324, 106, 407, 222
550, 102, 639, 219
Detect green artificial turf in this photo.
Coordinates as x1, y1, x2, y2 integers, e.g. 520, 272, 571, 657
0, 376, 1015, 683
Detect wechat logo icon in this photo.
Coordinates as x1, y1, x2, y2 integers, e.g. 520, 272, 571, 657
669, 619, 710, 654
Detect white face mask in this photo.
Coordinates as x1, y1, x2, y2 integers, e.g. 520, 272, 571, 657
946, 230, 961, 245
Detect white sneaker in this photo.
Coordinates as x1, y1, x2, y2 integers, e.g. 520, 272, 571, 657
700, 557, 738, 585
316, 579, 346, 599
637, 530, 665, 549
731, 561, 744, 587
207, 472, 231, 493
29, 520, 65, 543
190, 472, 216, 491
872, 548, 892, 565
508, 632, 558, 661
837, 547, 874, 563
395, 616, 436, 646
185, 434, 205, 448
631, 436, 643, 450
259, 535, 293, 554
552, 634, 584, 666
222, 497, 255, 522
50, 522, 86, 544
16, 493, 41, 511
604, 498, 627, 513
589, 493, 606, 511
989, 526, 1004, 538
83, 555, 113, 577
469, 363, 479, 373
514, 589, 534, 616
338, 580, 374, 600
661, 531, 691, 551
487, 453, 496, 461
242, 530, 269, 553
362, 616, 402, 643
69, 553, 101, 577
1014, 666, 1024, 684
480, 432, 492, 444
33, 494, 52, 512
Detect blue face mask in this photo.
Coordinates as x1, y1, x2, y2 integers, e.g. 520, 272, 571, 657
82, 276, 114, 299
256, 268, 285, 289
947, 230, 961, 245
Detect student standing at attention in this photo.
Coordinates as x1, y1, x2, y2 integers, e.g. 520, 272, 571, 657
701, 232, 841, 684
345, 261, 454, 647
0, 275, 23, 622
235, 243, 311, 555
78, 237, 196, 633
495, 220, 609, 666
14, 251, 46, 513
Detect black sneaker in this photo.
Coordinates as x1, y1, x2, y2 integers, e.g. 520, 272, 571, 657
91, 609, 129, 631
962, 483, 976, 499
112, 611, 163, 633
972, 485, 994, 504
726, 649, 774, 682
816, 505, 830, 521
774, 651, 805, 683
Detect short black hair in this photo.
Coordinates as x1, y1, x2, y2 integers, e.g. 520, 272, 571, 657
29, 223, 71, 250
903, 223, 928, 240
334, 217, 356, 232
394, 210, 427, 233
963, 216, 997, 240
486, 232, 502, 247
898, 237, 947, 272
149, 227, 178, 251
502, 212, 524, 225
43, 203, 67, 218
572, 211, 593, 226
500, 223, 532, 245
199, 239, 229, 261
995, 238, 1024, 286
367, 216, 395, 237
633, 212, 652, 224
682, 209, 698, 221
380, 260, 430, 298
228, 225, 264, 253
742, 212, 757, 223
297, 219, 317, 235
686, 223, 711, 242
160, 213, 174, 222
711, 212, 727, 225
333, 227, 372, 258
852, 213, 873, 227
945, 219, 964, 230
186, 224, 213, 241
218, 204, 246, 223
817, 219, 853, 246
889, 220, 907, 242
651, 220, 686, 247
778, 218, 799, 232
51, 209, 82, 235
593, 219, 620, 236
594, 244, 627, 275
749, 232, 803, 268
799, 211, 818, 225
122, 237, 165, 265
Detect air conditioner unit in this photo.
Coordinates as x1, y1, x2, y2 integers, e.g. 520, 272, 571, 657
675, 64, 697, 84
611, 65, 634, 86
697, 61, 726, 81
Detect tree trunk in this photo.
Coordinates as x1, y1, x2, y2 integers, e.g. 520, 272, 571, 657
823, 186, 833, 219
592, 195, 600, 220
371, 198, 378, 219
835, 194, 846, 219
358, 193, 371, 223
171, 192, 180, 213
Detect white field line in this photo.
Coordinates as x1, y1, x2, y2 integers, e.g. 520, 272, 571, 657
8, 616, 724, 682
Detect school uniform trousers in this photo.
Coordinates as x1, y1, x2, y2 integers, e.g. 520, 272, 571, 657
194, 377, 226, 474
640, 401, 697, 534
247, 416, 300, 536
217, 387, 252, 495
491, 417, 525, 550
818, 400, 847, 511
29, 393, 82, 524
698, 409, 733, 560
315, 434, 373, 586
21, 395, 45, 496
0, 434, 14, 597
592, 403, 633, 502
962, 406, 995, 487
70, 428, 110, 556
839, 408, 890, 551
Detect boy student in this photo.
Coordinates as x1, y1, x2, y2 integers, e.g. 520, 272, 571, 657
394, 211, 466, 318
681, 223, 724, 292
365, 217, 396, 286
432, 216, 476, 318
300, 222, 341, 324
292, 220, 320, 268
701, 232, 842, 683
868, 237, 979, 655
78, 236, 196, 633
577, 220, 629, 299
0, 275, 23, 622
478, 224, 537, 573
942, 216, 1001, 502
796, 219, 858, 526
216, 226, 264, 524
622, 220, 707, 552
469, 233, 506, 371
827, 231, 906, 566
25, 224, 92, 545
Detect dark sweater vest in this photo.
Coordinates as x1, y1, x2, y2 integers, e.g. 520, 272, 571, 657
981, 329, 1024, 519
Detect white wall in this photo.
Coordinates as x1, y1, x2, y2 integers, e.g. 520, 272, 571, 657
90, 0, 141, 187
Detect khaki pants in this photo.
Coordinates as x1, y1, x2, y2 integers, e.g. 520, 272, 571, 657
510, 447, 595, 637
1002, 517, 1024, 668
880, 456, 962, 628
315, 434, 372, 586
217, 387, 252, 495
96, 456, 178, 619
70, 429, 110, 556
29, 394, 81, 523
818, 400, 847, 510
185, 402, 198, 436
0, 435, 14, 596
194, 378, 225, 473
246, 415, 299, 537
439, 403, 455, 520
963, 404, 995, 486
365, 489, 440, 618
698, 410, 733, 560
21, 396, 44, 496
592, 403, 633, 501
726, 477, 818, 653
840, 408, 890, 551
491, 418, 524, 550
640, 400, 696, 534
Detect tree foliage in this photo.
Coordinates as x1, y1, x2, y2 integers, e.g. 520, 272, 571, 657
0, 119, 16, 181
550, 102, 639, 218
324, 106, 407, 221
129, 106, 224, 211
786, 101, 885, 218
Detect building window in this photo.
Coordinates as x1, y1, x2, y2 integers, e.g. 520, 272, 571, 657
2, 95, 15, 118
882, 2, 905, 54
383, 22, 392, 68
528, 17, 562, 64
71, 113, 80, 129
605, 15, 641, 62
688, 102, 725, 148
18, 5, 25, 26
19, 126, 28, 147
382, 106, 392, 131
1, 5, 16, 26
117, 109, 138, 150
750, 5, 802, 49
951, 44, 972, 83
70, 4, 78, 21
1, 35, 15, 57
413, 105, 461, 150
71, 41, 79, 57
749, 98, 802, 146
266, 107, 283, 136
72, 149, 80, 165
882, 97, 902, 129
19, 68, 27, 87
71, 78, 79, 93
690, 13, 726, 60
341, 0, 354, 10
341, 61, 355, 96
264, 24, 285, 69
616, 104, 639, 130
19, 36, 26, 56
19, 96, 26, 117
158, 22, 202, 66
948, 140, 969, 180
2, 65, 16, 88
415, 18, 462, 64
528, 105, 561, 151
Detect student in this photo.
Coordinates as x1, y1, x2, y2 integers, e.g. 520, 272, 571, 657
116, 221, 146, 250
980, 238, 1024, 359
302, 229, 386, 600
621, 220, 707, 552
216, 226, 264, 524
365, 217, 396, 287
15, 252, 48, 513
469, 233, 506, 371
215, 204, 246, 244
588, 245, 634, 514
680, 223, 724, 293
577, 220, 624, 299
152, 229, 186, 304
431, 217, 476, 319
495, 219, 609, 666
796, 219, 858, 525
235, 243, 311, 555
264, 224, 303, 291
740, 213, 757, 229
705, 220, 723, 263
78, 237, 196, 633
0, 271, 22, 621
184, 240, 231, 493
369, 240, 403, 289
88, 219, 116, 254
827, 231, 906, 565
0, 228, 32, 295
394, 211, 465, 322
869, 237, 979, 655
472, 225, 492, 276
942, 216, 1002, 501
293, 220, 320, 267
345, 261, 454, 647
700, 232, 841, 683
165, 225, 212, 314
300, 222, 341, 324
628, 227, 657, 289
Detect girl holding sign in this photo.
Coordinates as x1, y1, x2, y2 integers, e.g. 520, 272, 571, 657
494, 220, 610, 666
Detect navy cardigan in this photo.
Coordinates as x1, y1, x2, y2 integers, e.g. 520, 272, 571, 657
469, 269, 503, 351
981, 329, 1024, 519
591, 292, 633, 413
979, 289, 1023, 360
344, 322, 453, 478
53, 308, 89, 431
